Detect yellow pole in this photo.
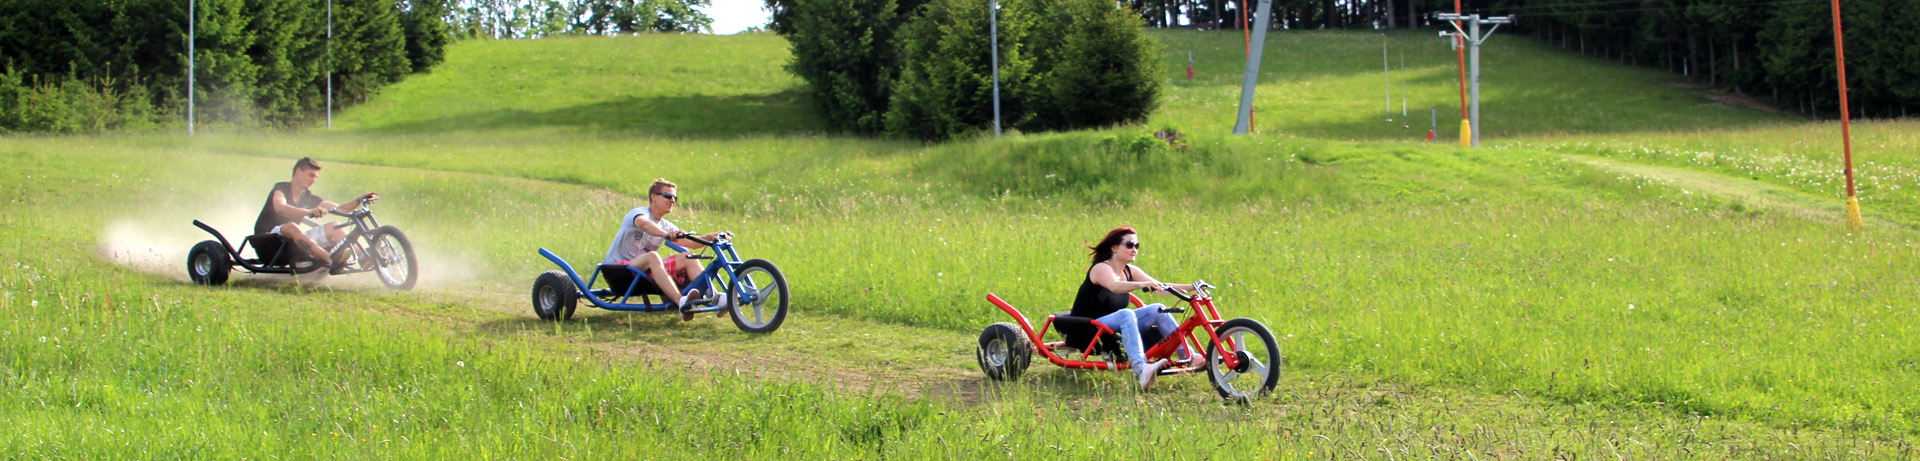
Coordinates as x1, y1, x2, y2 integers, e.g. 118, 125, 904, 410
1846, 197, 1863, 230
1459, 119, 1472, 147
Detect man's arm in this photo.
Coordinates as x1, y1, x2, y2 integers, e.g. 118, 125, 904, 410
271, 190, 323, 219
631, 215, 693, 242
629, 216, 719, 251
668, 231, 731, 251
334, 192, 378, 212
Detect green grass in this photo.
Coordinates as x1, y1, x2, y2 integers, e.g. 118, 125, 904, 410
6, 29, 1920, 456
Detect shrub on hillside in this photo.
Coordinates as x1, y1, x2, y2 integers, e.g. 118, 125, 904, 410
0, 69, 165, 133
785, 0, 917, 134
1020, 0, 1159, 132
879, 0, 1159, 141
399, 0, 454, 73
883, 0, 1039, 141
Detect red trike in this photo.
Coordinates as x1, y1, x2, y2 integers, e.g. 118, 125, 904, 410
976, 280, 1282, 400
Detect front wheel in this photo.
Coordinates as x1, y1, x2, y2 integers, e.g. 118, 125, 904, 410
532, 270, 578, 321
368, 226, 418, 290
1204, 317, 1282, 402
976, 322, 1031, 381
186, 240, 231, 286
725, 259, 788, 334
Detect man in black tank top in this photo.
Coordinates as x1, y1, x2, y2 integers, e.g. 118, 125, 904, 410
253, 157, 376, 265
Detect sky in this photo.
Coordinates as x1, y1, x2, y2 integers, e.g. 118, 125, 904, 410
700, 0, 774, 34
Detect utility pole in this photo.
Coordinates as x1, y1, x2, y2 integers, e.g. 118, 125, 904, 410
1399, 29, 1408, 122
187, 0, 194, 135
1232, 0, 1274, 135
326, 0, 333, 129
1449, 0, 1465, 145
1382, 30, 1391, 115
990, 0, 1001, 137
1435, 12, 1513, 147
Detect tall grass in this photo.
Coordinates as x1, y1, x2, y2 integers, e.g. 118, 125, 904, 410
7, 29, 1920, 455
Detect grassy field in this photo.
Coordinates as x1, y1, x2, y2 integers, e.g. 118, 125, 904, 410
5, 30, 1920, 457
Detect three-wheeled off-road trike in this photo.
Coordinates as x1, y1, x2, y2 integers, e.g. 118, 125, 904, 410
976, 281, 1281, 400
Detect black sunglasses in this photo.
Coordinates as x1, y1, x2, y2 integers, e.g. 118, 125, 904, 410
654, 192, 678, 202
1123, 241, 1141, 249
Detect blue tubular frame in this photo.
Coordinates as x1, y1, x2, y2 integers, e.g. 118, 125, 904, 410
537, 239, 762, 314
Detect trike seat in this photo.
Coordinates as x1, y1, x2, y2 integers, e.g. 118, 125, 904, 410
244, 234, 297, 267
597, 264, 666, 300
1050, 311, 1165, 358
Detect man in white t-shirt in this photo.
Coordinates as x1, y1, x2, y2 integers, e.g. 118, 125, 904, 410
604, 178, 729, 321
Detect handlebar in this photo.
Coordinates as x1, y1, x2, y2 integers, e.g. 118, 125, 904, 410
324, 194, 379, 218
1148, 279, 1215, 303
1157, 283, 1194, 302
673, 231, 732, 247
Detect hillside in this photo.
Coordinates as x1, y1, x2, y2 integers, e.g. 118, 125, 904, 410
3, 30, 1918, 457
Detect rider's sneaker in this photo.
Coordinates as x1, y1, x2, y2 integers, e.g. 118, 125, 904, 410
327, 254, 352, 275
327, 247, 366, 275
678, 289, 703, 322
1137, 359, 1168, 389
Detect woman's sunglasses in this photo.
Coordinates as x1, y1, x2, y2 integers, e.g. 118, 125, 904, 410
655, 192, 678, 202
1122, 241, 1141, 249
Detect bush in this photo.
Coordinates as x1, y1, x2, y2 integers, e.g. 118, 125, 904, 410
0, 69, 165, 133
883, 0, 1039, 141
1019, 0, 1159, 132
785, 0, 914, 134
876, 0, 1160, 141
0, 67, 25, 132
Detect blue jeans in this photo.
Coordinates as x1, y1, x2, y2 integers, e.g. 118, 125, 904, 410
1095, 305, 1178, 369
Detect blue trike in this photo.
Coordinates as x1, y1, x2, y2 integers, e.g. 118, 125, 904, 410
532, 233, 789, 334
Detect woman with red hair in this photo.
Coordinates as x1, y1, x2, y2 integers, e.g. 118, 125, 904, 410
1072, 226, 1194, 389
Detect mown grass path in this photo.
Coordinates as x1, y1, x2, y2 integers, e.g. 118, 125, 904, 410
1567, 154, 1910, 230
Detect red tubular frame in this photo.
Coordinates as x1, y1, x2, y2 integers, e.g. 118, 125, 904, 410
985, 292, 1242, 374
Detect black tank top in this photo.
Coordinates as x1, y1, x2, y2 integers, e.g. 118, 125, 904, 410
1071, 262, 1134, 318
254, 182, 323, 236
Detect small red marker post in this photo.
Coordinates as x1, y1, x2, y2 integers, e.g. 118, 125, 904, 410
1186, 51, 1195, 80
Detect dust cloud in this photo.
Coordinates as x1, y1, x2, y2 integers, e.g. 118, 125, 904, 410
97, 178, 485, 290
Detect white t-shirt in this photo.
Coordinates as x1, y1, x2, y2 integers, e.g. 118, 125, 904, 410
603, 206, 679, 265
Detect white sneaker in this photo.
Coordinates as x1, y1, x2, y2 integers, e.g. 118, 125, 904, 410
677, 289, 703, 322
1137, 359, 1168, 389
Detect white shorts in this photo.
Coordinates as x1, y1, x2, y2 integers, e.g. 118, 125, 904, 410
271, 224, 334, 249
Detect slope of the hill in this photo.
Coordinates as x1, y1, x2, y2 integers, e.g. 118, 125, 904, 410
7, 30, 1919, 457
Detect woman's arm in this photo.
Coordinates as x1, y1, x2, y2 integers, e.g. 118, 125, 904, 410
1129, 266, 1194, 295
1089, 263, 1157, 294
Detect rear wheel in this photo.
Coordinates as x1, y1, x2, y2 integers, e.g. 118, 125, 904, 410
726, 259, 788, 334
1204, 318, 1282, 402
186, 240, 230, 286
368, 226, 418, 290
977, 322, 1032, 381
532, 271, 578, 321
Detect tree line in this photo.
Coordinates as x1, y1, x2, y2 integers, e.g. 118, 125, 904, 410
1496, 0, 1918, 119
444, 0, 714, 38
0, 0, 451, 132
0, 0, 715, 133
